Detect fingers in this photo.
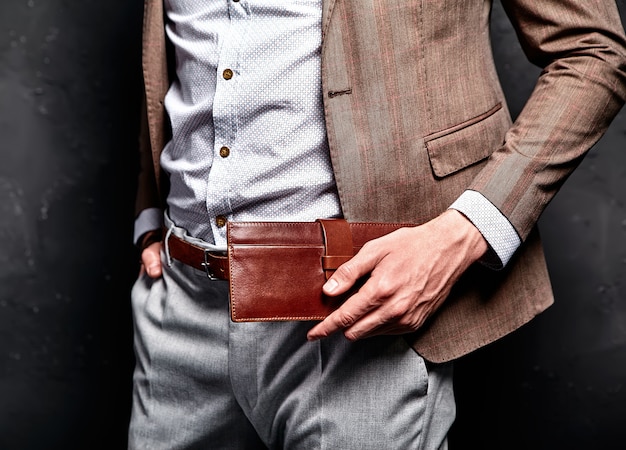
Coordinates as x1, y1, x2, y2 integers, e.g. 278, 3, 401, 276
307, 283, 423, 342
322, 241, 382, 296
310, 240, 389, 340
308, 268, 400, 341
341, 297, 426, 340
311, 233, 406, 340
307, 288, 379, 341
141, 241, 163, 278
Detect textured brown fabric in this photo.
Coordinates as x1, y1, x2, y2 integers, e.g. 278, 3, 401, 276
135, 0, 169, 213
136, 0, 626, 362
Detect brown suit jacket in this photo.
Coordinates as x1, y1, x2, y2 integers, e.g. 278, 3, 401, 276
137, 0, 626, 362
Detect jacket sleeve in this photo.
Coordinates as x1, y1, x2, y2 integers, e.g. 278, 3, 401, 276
468, 0, 626, 241
134, 91, 162, 223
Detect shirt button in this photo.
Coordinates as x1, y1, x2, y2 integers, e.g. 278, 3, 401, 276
219, 146, 230, 158
222, 69, 233, 80
233, 0, 239, 2
215, 215, 227, 228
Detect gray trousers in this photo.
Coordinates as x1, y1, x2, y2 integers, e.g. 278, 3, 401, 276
128, 230, 455, 449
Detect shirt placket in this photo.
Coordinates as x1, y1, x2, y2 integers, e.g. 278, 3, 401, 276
208, 0, 249, 245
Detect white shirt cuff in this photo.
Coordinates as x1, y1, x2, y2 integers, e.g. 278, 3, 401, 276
449, 190, 521, 269
133, 207, 164, 245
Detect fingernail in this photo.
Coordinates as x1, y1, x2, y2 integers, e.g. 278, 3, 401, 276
324, 279, 338, 293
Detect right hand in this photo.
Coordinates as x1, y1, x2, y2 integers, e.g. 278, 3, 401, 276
140, 241, 163, 278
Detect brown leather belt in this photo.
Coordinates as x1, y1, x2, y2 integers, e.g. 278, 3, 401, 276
166, 231, 230, 280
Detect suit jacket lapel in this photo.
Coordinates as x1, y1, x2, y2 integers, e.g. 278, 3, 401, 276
322, 0, 337, 42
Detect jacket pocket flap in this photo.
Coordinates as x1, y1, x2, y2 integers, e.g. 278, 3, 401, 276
425, 103, 510, 178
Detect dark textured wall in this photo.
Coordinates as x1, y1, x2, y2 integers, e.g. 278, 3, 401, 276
0, 1, 624, 449
451, 2, 626, 449
0, 1, 142, 448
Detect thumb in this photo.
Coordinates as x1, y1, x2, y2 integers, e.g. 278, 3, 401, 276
323, 251, 375, 296
141, 242, 163, 278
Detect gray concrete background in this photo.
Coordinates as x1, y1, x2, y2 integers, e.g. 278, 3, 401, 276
0, 1, 624, 448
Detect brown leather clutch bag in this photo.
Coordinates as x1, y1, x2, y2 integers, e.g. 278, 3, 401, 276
227, 219, 414, 322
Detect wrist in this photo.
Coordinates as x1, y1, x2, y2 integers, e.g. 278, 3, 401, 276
437, 209, 489, 263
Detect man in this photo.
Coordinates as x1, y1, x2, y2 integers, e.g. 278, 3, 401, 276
129, 0, 626, 448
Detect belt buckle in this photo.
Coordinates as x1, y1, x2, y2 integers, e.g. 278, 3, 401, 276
201, 249, 221, 280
